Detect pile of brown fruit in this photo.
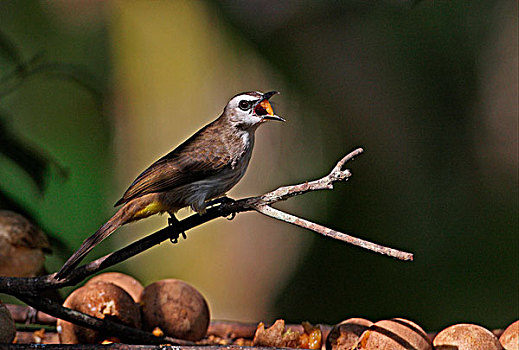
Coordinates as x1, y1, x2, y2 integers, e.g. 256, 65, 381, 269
0, 271, 517, 349
57, 272, 210, 344
325, 317, 517, 350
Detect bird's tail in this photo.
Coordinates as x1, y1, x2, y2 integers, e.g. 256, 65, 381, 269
54, 210, 125, 280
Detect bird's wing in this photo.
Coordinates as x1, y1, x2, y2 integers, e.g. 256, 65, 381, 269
114, 124, 231, 207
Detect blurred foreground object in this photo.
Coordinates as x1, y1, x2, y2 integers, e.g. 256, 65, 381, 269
0, 210, 51, 277
0, 301, 15, 343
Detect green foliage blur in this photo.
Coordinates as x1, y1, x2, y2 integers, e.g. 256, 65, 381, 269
0, 1, 111, 267
0, 0, 517, 332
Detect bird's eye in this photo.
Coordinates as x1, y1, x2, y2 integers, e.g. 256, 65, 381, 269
238, 100, 251, 110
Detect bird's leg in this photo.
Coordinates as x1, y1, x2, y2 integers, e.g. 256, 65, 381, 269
167, 213, 186, 243
206, 196, 237, 220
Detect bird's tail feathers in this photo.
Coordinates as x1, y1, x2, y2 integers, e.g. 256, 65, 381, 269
54, 213, 123, 280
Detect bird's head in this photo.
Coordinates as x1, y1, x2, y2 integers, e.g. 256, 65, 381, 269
224, 91, 285, 130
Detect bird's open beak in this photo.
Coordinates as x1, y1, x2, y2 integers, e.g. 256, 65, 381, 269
255, 91, 286, 122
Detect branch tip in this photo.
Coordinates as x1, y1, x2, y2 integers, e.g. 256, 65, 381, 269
333, 147, 364, 174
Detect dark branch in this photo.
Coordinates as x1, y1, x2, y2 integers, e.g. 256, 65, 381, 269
15, 292, 193, 345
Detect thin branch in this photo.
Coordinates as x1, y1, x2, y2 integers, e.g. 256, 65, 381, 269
0, 147, 414, 344
256, 147, 363, 205
255, 205, 413, 261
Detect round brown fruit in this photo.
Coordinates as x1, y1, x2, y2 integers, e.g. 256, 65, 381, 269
356, 318, 432, 350
433, 323, 502, 350
86, 272, 144, 302
57, 281, 141, 344
499, 320, 518, 350
326, 318, 372, 350
140, 279, 210, 341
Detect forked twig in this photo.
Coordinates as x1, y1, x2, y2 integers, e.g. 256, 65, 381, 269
247, 147, 412, 261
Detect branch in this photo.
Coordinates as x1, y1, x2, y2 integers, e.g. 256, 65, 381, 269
14, 292, 193, 346
255, 205, 412, 261
255, 147, 362, 204
249, 148, 412, 260
0, 147, 412, 292
0, 147, 414, 344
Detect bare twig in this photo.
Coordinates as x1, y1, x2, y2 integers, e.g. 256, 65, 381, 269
0, 147, 414, 344
245, 148, 412, 260
254, 147, 363, 205
255, 205, 413, 261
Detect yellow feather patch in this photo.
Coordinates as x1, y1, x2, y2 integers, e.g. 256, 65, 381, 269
132, 201, 166, 220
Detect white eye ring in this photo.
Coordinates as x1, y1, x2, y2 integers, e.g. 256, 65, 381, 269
238, 100, 252, 111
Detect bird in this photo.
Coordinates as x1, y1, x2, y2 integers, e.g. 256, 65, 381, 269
55, 91, 284, 279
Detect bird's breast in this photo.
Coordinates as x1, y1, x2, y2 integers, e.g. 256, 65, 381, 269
164, 142, 253, 213
206, 142, 253, 196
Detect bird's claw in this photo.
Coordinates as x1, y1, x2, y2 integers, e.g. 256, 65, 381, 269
168, 216, 186, 244
207, 197, 237, 220
169, 230, 186, 244
207, 196, 236, 208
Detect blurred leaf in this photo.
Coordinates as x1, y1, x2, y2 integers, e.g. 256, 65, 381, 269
0, 30, 103, 111
0, 112, 68, 194
0, 28, 26, 72
0, 188, 32, 219
0, 56, 104, 111
22, 61, 104, 109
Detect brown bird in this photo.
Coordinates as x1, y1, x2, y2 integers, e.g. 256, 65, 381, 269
55, 91, 284, 279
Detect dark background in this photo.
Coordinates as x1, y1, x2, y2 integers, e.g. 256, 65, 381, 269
0, 0, 517, 331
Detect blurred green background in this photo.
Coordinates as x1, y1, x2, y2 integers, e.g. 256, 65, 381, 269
0, 0, 517, 331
